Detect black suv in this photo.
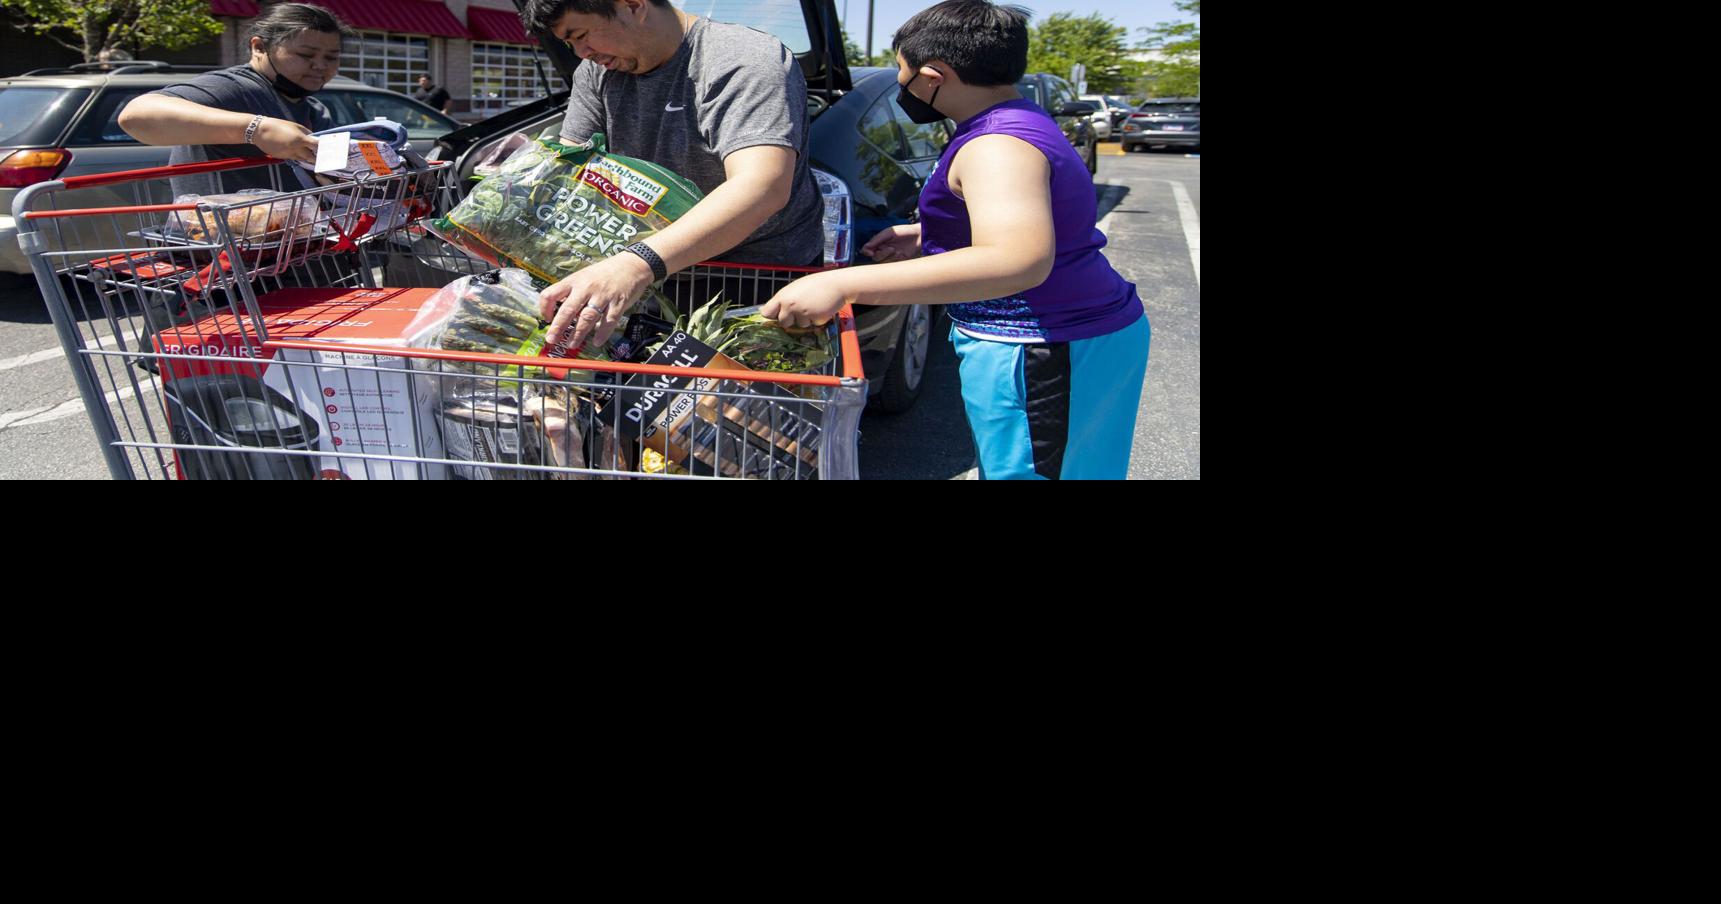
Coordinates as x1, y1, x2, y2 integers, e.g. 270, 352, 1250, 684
1013, 72, 1099, 175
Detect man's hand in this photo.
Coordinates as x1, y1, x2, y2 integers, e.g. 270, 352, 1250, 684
538, 252, 656, 353
759, 271, 847, 330
251, 118, 320, 165
861, 224, 923, 263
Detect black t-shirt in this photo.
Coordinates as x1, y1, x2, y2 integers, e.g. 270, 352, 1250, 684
415, 85, 451, 110
149, 65, 335, 196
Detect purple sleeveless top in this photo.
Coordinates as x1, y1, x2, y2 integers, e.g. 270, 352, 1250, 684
920, 99, 1143, 343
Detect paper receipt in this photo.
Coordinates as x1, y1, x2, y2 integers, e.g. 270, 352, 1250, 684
314, 132, 352, 174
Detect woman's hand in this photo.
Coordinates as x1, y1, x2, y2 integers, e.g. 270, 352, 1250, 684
251, 118, 320, 165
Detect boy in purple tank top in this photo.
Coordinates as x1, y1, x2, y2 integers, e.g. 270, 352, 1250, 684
761, 0, 1150, 479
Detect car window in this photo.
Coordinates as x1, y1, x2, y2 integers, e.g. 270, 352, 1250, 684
1049, 78, 1075, 111
68, 88, 151, 146
0, 87, 92, 146
1014, 77, 1043, 111
315, 91, 359, 125
1139, 102, 1200, 115
323, 90, 458, 139
890, 101, 947, 159
858, 93, 905, 159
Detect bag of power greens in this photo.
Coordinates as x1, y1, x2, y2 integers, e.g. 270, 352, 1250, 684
429, 133, 703, 285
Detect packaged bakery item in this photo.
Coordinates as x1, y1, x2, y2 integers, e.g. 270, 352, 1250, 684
162, 189, 321, 245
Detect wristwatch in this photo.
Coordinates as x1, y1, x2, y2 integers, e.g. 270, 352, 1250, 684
624, 242, 667, 283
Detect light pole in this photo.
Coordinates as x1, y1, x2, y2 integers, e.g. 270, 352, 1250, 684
866, 0, 875, 61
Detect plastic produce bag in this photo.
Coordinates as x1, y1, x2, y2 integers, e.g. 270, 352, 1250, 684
428, 132, 703, 285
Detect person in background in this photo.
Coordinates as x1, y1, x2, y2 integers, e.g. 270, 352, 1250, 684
117, 3, 349, 197
760, 0, 1151, 480
414, 75, 454, 115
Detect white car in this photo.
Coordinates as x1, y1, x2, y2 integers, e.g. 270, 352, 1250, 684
1080, 94, 1133, 140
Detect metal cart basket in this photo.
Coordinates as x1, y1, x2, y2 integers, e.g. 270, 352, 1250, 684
12, 154, 865, 479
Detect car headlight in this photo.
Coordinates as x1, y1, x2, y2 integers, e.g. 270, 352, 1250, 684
812, 168, 853, 266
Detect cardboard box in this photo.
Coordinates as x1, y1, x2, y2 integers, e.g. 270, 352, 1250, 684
153, 287, 454, 479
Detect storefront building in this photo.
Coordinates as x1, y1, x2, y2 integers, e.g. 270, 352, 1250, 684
3, 1, 555, 123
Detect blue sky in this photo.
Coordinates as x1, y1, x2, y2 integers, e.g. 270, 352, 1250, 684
835, 1, 1195, 56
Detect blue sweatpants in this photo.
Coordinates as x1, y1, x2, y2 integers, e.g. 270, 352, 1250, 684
950, 314, 1151, 480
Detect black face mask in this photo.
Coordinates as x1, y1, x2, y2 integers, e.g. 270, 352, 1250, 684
896, 70, 946, 124
262, 52, 316, 100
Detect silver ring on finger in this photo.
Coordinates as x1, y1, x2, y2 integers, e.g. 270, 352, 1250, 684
582, 298, 609, 318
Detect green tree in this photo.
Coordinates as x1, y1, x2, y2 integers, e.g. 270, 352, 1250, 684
1138, 0, 1200, 98
843, 32, 895, 69
9, 0, 223, 63
1025, 12, 1144, 95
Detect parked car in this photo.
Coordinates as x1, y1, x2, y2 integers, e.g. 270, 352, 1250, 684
1080, 94, 1133, 137
1013, 72, 1099, 175
1, 61, 462, 276
436, 0, 942, 414
1066, 99, 1109, 140
1121, 97, 1200, 152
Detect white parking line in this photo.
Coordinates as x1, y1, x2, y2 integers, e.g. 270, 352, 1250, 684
0, 346, 66, 372
1165, 180, 1201, 285
0, 378, 153, 432
1096, 178, 1201, 286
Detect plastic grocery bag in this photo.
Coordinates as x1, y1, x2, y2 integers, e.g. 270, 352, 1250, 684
408, 269, 662, 478
407, 268, 656, 384
427, 132, 703, 285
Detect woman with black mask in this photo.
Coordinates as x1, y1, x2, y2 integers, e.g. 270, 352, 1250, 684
118, 3, 351, 196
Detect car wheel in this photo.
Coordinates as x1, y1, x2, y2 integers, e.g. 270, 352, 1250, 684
871, 304, 932, 414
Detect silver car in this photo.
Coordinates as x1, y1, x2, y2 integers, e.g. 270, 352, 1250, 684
1120, 98, 1201, 152
2, 61, 460, 276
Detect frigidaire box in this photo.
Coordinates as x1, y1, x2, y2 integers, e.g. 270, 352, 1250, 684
153, 287, 453, 479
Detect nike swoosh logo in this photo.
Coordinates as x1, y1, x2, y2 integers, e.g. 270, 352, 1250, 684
665, 104, 686, 112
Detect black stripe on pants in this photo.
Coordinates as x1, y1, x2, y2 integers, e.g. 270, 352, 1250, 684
1024, 342, 1072, 480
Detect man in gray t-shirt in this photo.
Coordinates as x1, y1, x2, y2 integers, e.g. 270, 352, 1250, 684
523, 0, 824, 353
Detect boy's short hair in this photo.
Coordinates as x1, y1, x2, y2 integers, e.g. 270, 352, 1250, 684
892, 1, 1031, 86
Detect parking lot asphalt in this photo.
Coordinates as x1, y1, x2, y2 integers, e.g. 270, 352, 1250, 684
0, 146, 1199, 480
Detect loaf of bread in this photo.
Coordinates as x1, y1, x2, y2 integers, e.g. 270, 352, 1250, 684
172, 191, 315, 243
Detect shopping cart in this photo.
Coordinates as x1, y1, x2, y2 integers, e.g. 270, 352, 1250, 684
12, 155, 866, 480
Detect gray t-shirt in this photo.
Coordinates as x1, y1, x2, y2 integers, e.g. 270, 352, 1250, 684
149, 66, 334, 197
559, 17, 822, 266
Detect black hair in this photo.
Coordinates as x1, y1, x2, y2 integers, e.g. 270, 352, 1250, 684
246, 3, 353, 50
893, 1, 1031, 86
520, 0, 673, 36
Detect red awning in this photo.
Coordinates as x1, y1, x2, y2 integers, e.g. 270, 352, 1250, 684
209, 0, 261, 17
467, 6, 535, 45
311, 0, 473, 39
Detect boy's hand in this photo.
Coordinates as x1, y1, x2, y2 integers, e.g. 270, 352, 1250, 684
760, 273, 846, 330
862, 224, 923, 263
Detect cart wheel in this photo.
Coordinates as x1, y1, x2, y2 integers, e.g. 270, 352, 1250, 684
871, 304, 932, 414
